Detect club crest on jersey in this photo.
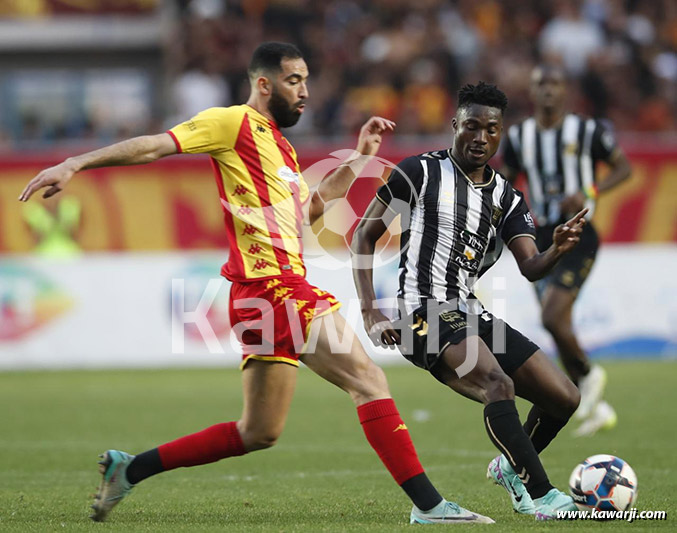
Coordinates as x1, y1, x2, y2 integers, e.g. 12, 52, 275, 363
491, 205, 503, 226
277, 166, 300, 185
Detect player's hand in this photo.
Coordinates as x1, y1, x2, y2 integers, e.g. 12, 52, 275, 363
560, 191, 585, 216
356, 116, 396, 157
18, 160, 78, 202
362, 308, 400, 348
553, 208, 588, 254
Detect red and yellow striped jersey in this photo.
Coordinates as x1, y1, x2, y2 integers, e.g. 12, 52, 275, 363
168, 105, 309, 282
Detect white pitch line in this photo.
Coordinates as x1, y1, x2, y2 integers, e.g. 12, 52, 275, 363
218, 463, 480, 483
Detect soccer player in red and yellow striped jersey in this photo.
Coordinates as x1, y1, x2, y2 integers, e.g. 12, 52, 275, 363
167, 104, 308, 281
19, 42, 493, 525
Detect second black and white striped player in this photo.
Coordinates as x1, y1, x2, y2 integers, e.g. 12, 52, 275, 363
501, 65, 632, 436
353, 82, 590, 520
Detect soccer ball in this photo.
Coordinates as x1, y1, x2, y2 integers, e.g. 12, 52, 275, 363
569, 454, 638, 513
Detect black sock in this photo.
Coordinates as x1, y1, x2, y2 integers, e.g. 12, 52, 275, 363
400, 473, 443, 511
126, 448, 164, 485
484, 400, 553, 499
523, 406, 569, 454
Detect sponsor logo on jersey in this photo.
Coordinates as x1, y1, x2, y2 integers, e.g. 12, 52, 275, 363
461, 229, 487, 251
439, 310, 468, 331
277, 166, 300, 185
453, 252, 480, 274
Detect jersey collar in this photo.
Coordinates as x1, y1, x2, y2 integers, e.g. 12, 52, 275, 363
447, 149, 496, 188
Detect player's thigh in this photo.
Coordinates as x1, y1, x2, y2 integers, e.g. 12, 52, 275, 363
512, 349, 580, 417
539, 229, 597, 316
239, 359, 298, 442
431, 335, 512, 404
540, 284, 577, 326
300, 310, 390, 403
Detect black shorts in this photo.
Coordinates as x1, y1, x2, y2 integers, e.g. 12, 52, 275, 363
396, 303, 540, 377
535, 222, 599, 299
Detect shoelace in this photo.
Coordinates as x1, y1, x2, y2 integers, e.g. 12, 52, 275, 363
444, 501, 462, 515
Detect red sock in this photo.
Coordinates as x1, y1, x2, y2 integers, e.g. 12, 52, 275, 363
357, 398, 424, 485
158, 422, 246, 470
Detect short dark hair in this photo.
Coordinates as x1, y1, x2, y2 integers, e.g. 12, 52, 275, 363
248, 42, 303, 78
457, 82, 508, 115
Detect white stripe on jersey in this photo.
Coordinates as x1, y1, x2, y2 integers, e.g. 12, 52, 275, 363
430, 158, 457, 302
457, 173, 486, 313
505, 191, 522, 219
521, 118, 544, 219
491, 175, 508, 210
581, 118, 596, 219
541, 128, 557, 177
402, 159, 429, 315
561, 114, 580, 197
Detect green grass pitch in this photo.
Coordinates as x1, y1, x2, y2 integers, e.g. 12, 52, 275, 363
1, 360, 674, 532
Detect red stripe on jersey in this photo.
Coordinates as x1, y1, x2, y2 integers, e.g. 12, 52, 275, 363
234, 115, 290, 273
270, 124, 305, 273
210, 157, 245, 277
166, 130, 182, 153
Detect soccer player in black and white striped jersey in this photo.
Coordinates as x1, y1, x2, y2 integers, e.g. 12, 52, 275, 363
353, 82, 590, 520
501, 65, 632, 436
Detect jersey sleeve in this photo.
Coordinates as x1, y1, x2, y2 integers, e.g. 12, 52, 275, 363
501, 188, 537, 246
501, 127, 521, 172
376, 156, 424, 213
591, 119, 618, 163
167, 107, 243, 155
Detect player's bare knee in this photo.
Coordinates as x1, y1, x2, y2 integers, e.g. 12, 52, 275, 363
366, 362, 389, 393
237, 422, 282, 451
243, 430, 280, 451
348, 360, 389, 403
484, 368, 514, 402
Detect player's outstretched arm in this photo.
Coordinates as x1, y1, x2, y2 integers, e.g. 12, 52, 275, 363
308, 116, 395, 225
351, 197, 400, 347
510, 208, 588, 282
18, 133, 178, 202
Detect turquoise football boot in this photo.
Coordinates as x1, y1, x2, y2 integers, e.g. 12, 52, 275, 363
486, 455, 535, 514
533, 488, 578, 520
410, 499, 495, 524
90, 450, 135, 522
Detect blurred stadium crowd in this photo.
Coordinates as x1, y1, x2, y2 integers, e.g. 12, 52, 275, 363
0, 0, 675, 147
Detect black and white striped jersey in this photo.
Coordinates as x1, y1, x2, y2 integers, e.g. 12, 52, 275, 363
502, 113, 618, 226
376, 149, 536, 316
